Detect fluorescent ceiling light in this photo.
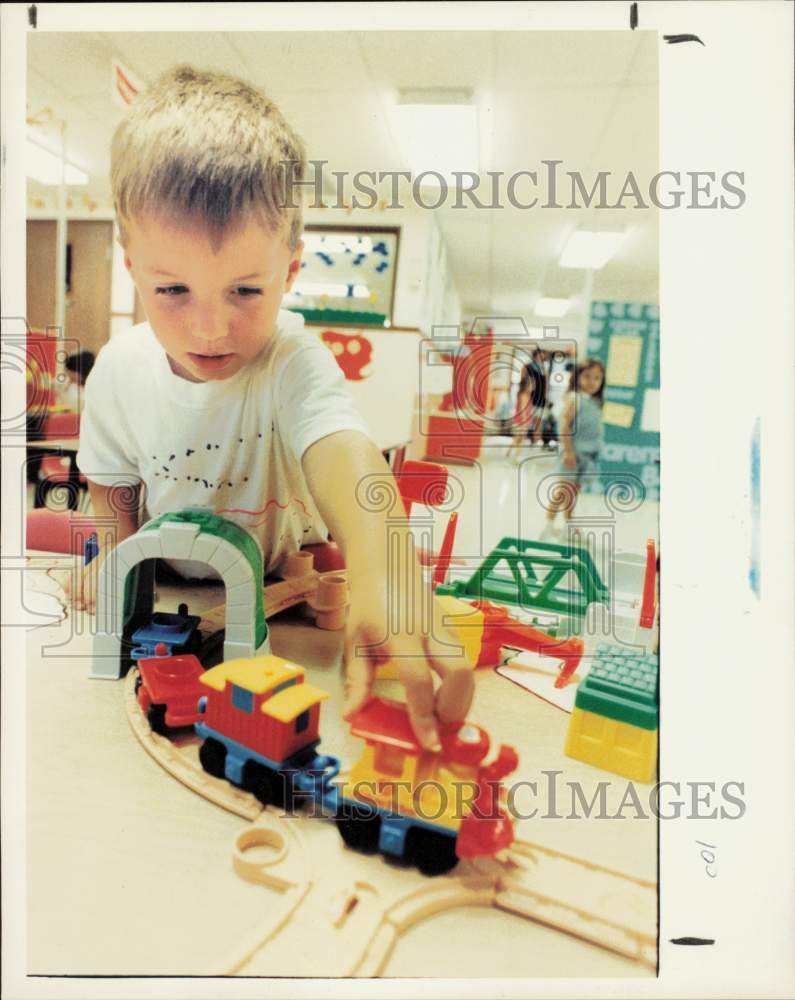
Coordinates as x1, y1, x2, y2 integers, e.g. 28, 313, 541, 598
534, 298, 570, 318
392, 89, 478, 186
26, 139, 88, 186
559, 230, 625, 269
303, 234, 373, 255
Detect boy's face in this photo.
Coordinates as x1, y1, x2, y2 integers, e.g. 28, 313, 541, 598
123, 214, 303, 383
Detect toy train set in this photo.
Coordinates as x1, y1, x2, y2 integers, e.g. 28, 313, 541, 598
135, 647, 518, 876
99, 505, 657, 877
77, 496, 660, 973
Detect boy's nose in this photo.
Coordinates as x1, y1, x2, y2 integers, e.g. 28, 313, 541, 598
191, 308, 228, 347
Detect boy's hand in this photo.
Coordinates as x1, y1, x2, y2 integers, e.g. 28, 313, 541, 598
62, 555, 102, 613
62, 481, 141, 613
562, 450, 577, 470
343, 581, 475, 751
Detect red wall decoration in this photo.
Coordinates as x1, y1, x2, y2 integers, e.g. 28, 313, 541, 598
320, 330, 373, 381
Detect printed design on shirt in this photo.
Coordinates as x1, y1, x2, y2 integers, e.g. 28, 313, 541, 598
217, 496, 311, 529
148, 433, 265, 491
321, 330, 373, 381
218, 497, 316, 557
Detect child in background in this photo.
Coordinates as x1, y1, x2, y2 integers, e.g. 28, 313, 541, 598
541, 401, 558, 450
506, 370, 533, 462
507, 354, 546, 461
54, 351, 95, 412
540, 359, 605, 540
494, 388, 514, 437
68, 65, 473, 749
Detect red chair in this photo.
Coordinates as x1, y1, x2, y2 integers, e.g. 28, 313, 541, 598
42, 411, 80, 438
26, 508, 98, 555
299, 461, 460, 577
39, 454, 87, 486
395, 459, 450, 518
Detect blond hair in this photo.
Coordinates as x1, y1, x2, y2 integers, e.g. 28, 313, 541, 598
111, 65, 306, 250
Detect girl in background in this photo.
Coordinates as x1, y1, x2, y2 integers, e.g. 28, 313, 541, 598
507, 353, 547, 461
540, 358, 605, 540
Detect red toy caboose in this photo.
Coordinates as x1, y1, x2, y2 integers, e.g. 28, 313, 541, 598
197, 656, 329, 766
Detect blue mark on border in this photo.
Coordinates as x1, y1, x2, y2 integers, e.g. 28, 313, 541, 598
749, 418, 760, 598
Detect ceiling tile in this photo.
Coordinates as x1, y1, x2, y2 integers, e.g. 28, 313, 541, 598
23, 29, 660, 317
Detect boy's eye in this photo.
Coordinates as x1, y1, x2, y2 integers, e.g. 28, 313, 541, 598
234, 287, 263, 297
155, 285, 188, 296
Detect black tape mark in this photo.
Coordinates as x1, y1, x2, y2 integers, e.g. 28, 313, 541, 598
670, 937, 715, 946
28, 4, 37, 28
630, 2, 638, 30
664, 34, 705, 46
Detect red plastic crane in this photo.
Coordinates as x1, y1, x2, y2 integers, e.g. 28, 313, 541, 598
469, 599, 585, 688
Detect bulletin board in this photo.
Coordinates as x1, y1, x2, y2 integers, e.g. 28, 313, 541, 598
315, 326, 422, 453
285, 225, 400, 327
587, 301, 660, 501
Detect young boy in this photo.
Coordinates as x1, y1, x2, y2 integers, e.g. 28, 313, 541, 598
69, 65, 473, 750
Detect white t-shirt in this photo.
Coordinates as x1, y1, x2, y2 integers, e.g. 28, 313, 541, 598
77, 310, 370, 576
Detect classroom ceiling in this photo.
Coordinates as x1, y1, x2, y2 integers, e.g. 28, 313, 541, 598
26, 30, 659, 326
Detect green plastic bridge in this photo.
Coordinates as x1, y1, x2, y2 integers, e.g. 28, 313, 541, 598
435, 536, 610, 619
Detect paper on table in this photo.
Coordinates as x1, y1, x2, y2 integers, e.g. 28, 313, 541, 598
20, 569, 68, 628
497, 648, 592, 714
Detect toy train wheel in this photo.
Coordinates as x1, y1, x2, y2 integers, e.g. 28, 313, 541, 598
147, 703, 169, 736
199, 737, 227, 779
404, 827, 459, 876
335, 804, 382, 853
242, 760, 294, 810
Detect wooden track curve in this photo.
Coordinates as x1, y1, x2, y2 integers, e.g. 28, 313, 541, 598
124, 668, 657, 974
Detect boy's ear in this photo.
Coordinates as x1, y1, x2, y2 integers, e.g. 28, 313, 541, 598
284, 240, 304, 292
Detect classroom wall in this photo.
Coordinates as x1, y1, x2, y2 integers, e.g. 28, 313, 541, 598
26, 220, 57, 331
25, 218, 113, 355
64, 220, 113, 355
302, 203, 462, 335
27, 200, 462, 349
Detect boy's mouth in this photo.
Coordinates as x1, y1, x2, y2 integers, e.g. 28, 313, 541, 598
187, 352, 235, 372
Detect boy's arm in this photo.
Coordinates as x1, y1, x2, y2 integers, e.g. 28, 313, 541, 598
67, 480, 141, 612
301, 430, 474, 750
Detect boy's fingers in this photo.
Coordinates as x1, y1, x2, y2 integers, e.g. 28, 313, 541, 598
397, 659, 440, 752
433, 664, 474, 726
424, 634, 473, 680
342, 630, 376, 720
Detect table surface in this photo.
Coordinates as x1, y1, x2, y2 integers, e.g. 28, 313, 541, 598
24, 556, 657, 980
27, 436, 81, 451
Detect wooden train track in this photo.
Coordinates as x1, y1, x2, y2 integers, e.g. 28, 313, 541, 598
124, 669, 657, 975
124, 667, 263, 821
199, 564, 349, 636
